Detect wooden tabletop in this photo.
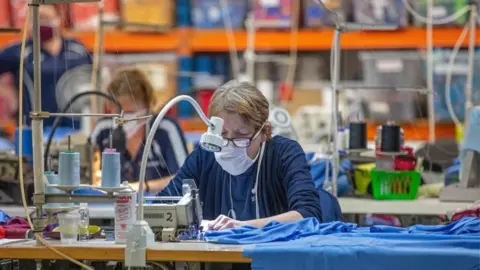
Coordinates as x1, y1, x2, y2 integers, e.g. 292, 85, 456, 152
0, 239, 250, 263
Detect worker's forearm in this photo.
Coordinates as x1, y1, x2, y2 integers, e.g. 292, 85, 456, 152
245, 211, 303, 228
130, 175, 174, 194
147, 175, 174, 193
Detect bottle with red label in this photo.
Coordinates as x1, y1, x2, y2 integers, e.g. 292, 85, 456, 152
114, 181, 136, 244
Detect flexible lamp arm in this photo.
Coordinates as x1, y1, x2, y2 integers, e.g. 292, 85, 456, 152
44, 90, 122, 170
137, 95, 224, 221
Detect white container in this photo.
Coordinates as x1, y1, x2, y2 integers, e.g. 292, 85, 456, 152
114, 182, 137, 244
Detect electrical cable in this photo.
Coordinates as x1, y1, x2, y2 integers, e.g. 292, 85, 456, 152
89, 1, 103, 118
17, 7, 93, 270
464, 4, 477, 126
445, 22, 470, 125
402, 0, 471, 25
43, 90, 122, 170
426, 0, 435, 142
219, 0, 240, 79
283, 0, 300, 103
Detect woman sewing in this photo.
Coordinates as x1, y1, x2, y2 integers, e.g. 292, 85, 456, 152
159, 80, 322, 230
91, 67, 189, 192
0, 4, 91, 129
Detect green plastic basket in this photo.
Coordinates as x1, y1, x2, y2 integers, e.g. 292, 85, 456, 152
371, 169, 421, 200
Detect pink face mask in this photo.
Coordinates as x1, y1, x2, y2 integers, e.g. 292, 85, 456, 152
38, 20, 59, 42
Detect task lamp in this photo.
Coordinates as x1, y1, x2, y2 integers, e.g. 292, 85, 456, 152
124, 95, 224, 267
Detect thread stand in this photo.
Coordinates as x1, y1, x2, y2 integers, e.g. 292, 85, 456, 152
26, 1, 150, 253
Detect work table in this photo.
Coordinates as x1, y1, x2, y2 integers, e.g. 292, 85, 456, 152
0, 239, 249, 263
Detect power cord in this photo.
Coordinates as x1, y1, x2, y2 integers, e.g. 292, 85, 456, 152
43, 90, 122, 170
219, 0, 240, 79
283, 0, 300, 104
18, 7, 93, 270
445, 22, 470, 125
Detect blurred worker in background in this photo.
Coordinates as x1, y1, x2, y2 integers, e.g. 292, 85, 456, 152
91, 67, 189, 191
0, 74, 17, 141
0, 4, 91, 129
159, 80, 322, 230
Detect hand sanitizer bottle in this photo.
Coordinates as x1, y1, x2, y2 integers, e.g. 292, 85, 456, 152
78, 203, 90, 242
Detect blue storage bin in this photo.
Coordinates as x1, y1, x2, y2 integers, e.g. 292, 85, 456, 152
432, 49, 480, 122
177, 0, 192, 27
303, 0, 347, 28
191, 0, 248, 29
178, 56, 194, 118
195, 55, 214, 74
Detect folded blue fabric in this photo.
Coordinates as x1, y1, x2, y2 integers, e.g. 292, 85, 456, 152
370, 217, 480, 235
204, 218, 357, 244
244, 234, 480, 270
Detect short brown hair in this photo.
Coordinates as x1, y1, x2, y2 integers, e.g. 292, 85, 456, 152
209, 80, 272, 139
107, 67, 156, 109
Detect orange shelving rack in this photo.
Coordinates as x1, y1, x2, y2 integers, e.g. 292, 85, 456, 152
0, 27, 478, 52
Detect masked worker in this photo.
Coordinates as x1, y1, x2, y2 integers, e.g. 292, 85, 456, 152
159, 80, 322, 230
0, 5, 91, 129
92, 67, 189, 192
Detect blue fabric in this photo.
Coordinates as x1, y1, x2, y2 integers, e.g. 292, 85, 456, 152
205, 217, 480, 245
159, 136, 323, 222
0, 38, 91, 128
204, 218, 356, 244
244, 234, 480, 270
230, 217, 480, 270
93, 115, 188, 183
306, 153, 353, 197
0, 209, 10, 225
371, 217, 480, 235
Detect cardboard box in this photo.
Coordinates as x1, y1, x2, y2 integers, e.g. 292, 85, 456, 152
70, 0, 119, 30
120, 0, 174, 31
10, 0, 28, 28
0, 0, 10, 28
103, 53, 177, 112
136, 61, 177, 111
285, 88, 323, 116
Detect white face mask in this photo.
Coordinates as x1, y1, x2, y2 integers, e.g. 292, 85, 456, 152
122, 109, 148, 139
214, 122, 266, 176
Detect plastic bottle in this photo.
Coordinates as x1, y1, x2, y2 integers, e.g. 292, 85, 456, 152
115, 182, 137, 244
78, 203, 90, 242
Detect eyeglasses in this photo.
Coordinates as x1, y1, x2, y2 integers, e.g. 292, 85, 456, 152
221, 122, 267, 148
221, 137, 255, 148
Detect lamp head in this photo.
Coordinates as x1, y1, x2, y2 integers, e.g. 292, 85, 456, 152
200, 116, 224, 152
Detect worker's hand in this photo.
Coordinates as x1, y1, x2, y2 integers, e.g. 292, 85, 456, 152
208, 215, 246, 231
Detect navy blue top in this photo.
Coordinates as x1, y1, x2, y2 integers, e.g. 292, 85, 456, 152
0, 38, 92, 128
159, 136, 323, 222
92, 115, 189, 183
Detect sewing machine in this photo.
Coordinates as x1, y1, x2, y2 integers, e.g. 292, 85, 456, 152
440, 106, 480, 202
143, 180, 203, 242
48, 133, 94, 185
0, 151, 34, 204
